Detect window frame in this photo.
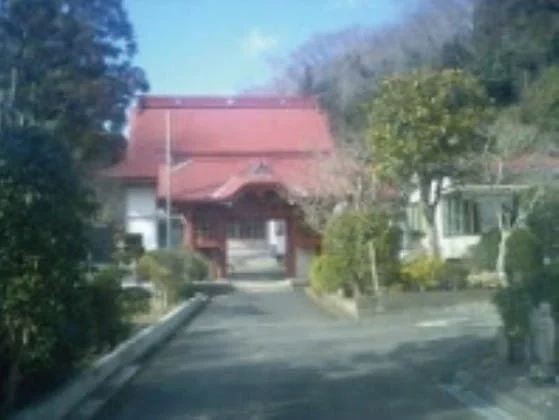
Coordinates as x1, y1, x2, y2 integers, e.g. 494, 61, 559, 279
444, 195, 480, 237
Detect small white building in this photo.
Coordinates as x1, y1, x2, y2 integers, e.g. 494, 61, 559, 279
123, 182, 184, 251
402, 181, 521, 260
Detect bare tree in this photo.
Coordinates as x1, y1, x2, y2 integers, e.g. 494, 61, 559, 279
254, 0, 474, 154
295, 144, 368, 233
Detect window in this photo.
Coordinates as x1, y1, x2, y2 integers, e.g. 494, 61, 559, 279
499, 202, 516, 229
227, 220, 266, 239
407, 204, 425, 232
157, 218, 183, 248
444, 196, 480, 236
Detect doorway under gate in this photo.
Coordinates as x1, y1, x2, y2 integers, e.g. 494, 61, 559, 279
226, 218, 286, 279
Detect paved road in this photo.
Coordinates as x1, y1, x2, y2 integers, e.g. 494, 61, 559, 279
96, 282, 500, 420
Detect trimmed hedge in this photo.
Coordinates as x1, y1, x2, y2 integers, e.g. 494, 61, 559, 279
85, 265, 130, 353
401, 255, 445, 291
137, 249, 210, 306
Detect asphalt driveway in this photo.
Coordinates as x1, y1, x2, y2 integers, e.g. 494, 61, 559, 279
96, 282, 500, 419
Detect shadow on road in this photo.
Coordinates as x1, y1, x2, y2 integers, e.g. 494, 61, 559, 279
191, 281, 236, 297
98, 323, 496, 419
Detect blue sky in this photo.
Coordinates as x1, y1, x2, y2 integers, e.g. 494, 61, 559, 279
125, 0, 420, 95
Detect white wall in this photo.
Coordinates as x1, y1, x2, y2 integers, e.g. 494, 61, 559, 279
227, 238, 268, 255
267, 220, 286, 256
125, 185, 158, 251
439, 235, 480, 259
409, 185, 516, 260
296, 247, 316, 280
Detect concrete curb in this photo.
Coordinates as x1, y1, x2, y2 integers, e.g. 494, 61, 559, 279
452, 369, 544, 420
304, 287, 357, 319
290, 278, 309, 288
12, 293, 209, 420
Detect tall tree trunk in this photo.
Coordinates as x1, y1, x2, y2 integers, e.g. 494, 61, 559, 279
351, 280, 361, 299
496, 229, 510, 286
496, 207, 511, 286
368, 239, 384, 312
368, 240, 379, 295
1, 330, 22, 418
419, 178, 442, 257
423, 207, 441, 257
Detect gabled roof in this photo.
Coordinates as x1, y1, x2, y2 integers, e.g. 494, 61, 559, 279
127, 95, 332, 160
156, 156, 320, 202
107, 95, 335, 202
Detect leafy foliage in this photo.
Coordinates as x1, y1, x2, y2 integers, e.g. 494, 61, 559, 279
85, 265, 129, 353
182, 251, 211, 282
313, 209, 401, 296
0, 127, 93, 412
440, 259, 470, 290
0, 0, 148, 168
365, 69, 492, 184
527, 186, 559, 263
493, 283, 533, 340
504, 228, 543, 282
365, 69, 492, 255
121, 287, 152, 316
137, 249, 209, 307
471, 0, 559, 106
401, 256, 446, 291
519, 66, 559, 135
114, 231, 145, 265
467, 228, 501, 273
0, 0, 149, 412
309, 254, 346, 295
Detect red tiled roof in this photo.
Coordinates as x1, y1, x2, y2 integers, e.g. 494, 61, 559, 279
103, 158, 159, 180
127, 95, 332, 160
138, 95, 317, 109
156, 157, 319, 202
107, 95, 334, 202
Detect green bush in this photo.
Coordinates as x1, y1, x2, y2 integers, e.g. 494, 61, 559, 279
527, 186, 559, 264
182, 251, 210, 281
467, 228, 500, 273
114, 231, 145, 265
493, 283, 533, 339
309, 254, 345, 294
465, 271, 501, 289
401, 255, 446, 291
0, 128, 94, 412
504, 228, 543, 282
522, 264, 559, 322
320, 209, 401, 296
137, 249, 209, 306
121, 286, 152, 316
85, 266, 129, 353
322, 211, 368, 294
441, 260, 470, 290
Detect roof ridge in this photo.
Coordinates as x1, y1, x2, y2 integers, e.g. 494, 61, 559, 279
136, 95, 319, 110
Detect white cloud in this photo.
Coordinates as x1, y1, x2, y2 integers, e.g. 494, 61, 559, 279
241, 28, 278, 57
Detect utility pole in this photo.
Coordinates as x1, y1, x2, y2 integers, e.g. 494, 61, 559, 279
165, 110, 172, 249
